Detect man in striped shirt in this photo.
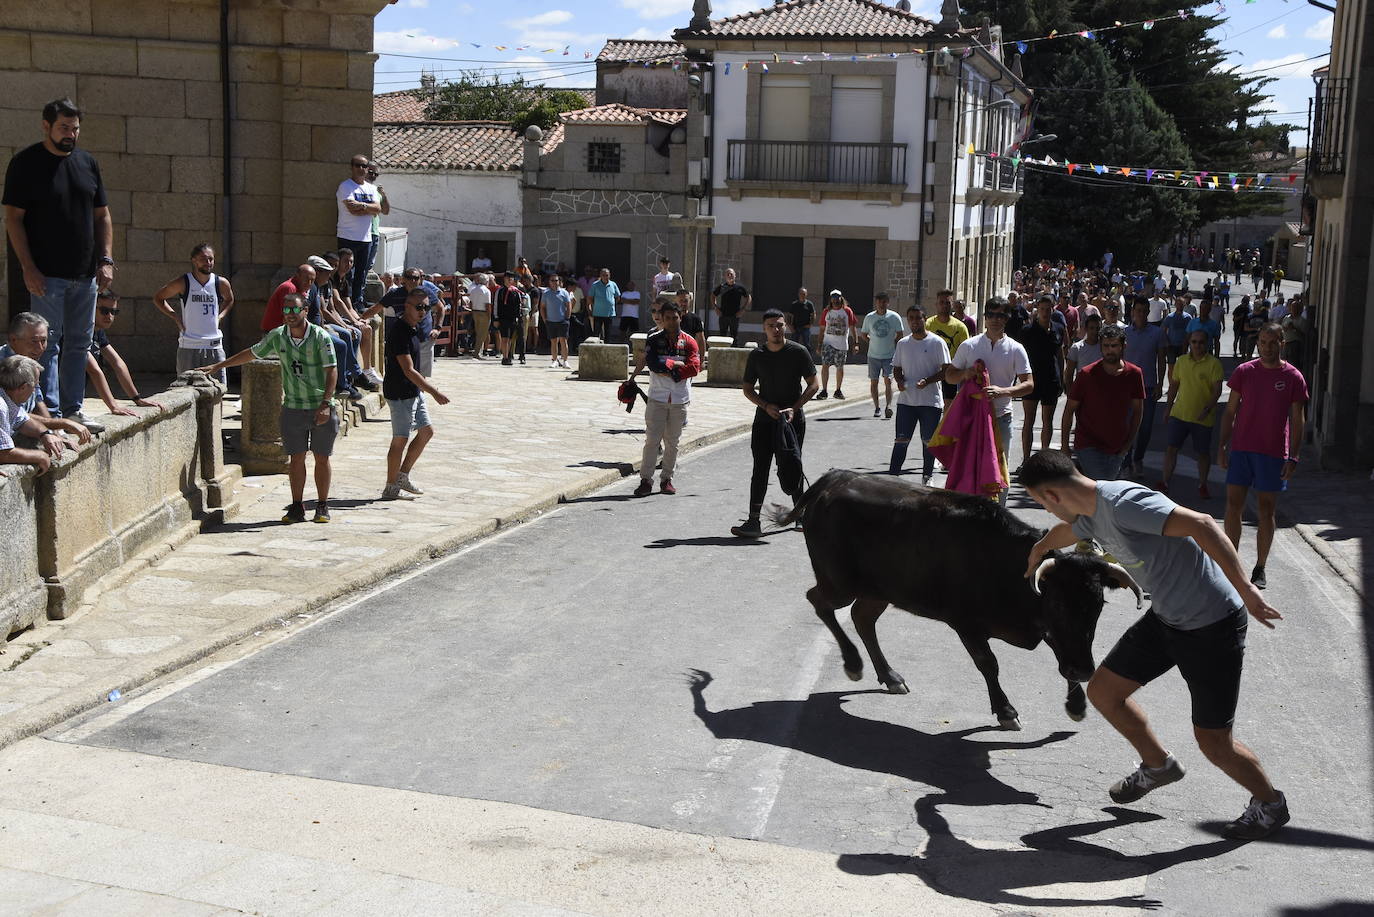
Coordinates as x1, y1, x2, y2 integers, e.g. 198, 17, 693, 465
199, 292, 339, 523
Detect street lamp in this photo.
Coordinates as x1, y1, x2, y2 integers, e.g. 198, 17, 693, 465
1019, 133, 1057, 148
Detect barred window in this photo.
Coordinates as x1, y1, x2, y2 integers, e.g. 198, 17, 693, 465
587, 141, 622, 173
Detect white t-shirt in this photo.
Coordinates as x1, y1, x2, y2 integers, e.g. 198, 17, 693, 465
1067, 338, 1102, 370
951, 332, 1031, 416
621, 290, 641, 319
471, 256, 492, 270
1147, 296, 1169, 323
821, 306, 855, 351
336, 178, 379, 242
652, 271, 682, 297
893, 333, 950, 409
468, 282, 491, 313
180, 272, 223, 348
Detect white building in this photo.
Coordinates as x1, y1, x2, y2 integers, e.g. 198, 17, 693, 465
675, 0, 1030, 317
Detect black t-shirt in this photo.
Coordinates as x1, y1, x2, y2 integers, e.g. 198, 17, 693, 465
714, 282, 749, 316
1019, 320, 1063, 383
789, 299, 815, 328
745, 341, 816, 412
493, 285, 523, 322
2, 144, 108, 279
680, 311, 703, 336
88, 328, 110, 358
383, 317, 422, 401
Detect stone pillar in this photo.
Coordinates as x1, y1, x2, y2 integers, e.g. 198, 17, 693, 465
240, 358, 289, 475
0, 466, 46, 637
170, 371, 240, 521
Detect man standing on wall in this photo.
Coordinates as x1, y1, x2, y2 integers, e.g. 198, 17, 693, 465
3, 97, 114, 434
590, 268, 620, 343
336, 154, 383, 307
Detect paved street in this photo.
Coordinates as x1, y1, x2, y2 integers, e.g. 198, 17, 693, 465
1, 391, 1368, 915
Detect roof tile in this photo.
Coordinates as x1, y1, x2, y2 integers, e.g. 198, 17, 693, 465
597, 39, 686, 62
560, 103, 687, 125
372, 122, 529, 172
682, 0, 947, 40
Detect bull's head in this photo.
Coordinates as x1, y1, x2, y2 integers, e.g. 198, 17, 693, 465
1030, 553, 1143, 683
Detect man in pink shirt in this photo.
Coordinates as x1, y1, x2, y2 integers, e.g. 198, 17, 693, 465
1218, 323, 1308, 589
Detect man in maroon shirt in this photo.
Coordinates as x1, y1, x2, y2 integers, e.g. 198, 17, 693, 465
261, 263, 317, 331
1060, 325, 1144, 481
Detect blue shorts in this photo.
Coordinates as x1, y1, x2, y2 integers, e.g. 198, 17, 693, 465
388, 394, 431, 437
1226, 449, 1287, 492
867, 356, 893, 380
1166, 416, 1213, 454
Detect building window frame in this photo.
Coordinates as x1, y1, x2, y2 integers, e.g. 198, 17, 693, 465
587, 140, 623, 174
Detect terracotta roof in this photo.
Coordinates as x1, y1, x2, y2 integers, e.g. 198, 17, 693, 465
372, 121, 531, 172
679, 0, 947, 40
597, 39, 685, 63
372, 87, 597, 124
560, 103, 687, 125
374, 90, 428, 123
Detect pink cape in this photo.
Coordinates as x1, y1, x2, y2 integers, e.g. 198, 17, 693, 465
927, 360, 1009, 498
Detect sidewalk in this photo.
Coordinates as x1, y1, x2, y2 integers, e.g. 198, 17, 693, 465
0, 356, 819, 748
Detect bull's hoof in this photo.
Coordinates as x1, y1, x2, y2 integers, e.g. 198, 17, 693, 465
998, 716, 1023, 731
844, 667, 863, 681
1066, 707, 1088, 722
884, 680, 910, 695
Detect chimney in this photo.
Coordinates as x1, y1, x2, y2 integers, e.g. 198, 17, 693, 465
690, 0, 711, 30
896, 0, 911, 10
940, 0, 960, 32
419, 70, 437, 94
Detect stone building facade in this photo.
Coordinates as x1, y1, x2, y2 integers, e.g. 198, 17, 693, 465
1, 0, 390, 372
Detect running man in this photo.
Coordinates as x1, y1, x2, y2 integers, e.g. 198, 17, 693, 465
1021, 449, 1289, 840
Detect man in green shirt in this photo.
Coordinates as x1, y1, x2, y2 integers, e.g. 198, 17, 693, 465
199, 292, 339, 523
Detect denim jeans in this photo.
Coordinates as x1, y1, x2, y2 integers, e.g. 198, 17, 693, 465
31, 275, 98, 416
1077, 446, 1124, 481
994, 412, 1013, 506
890, 403, 943, 476
336, 237, 370, 305
322, 324, 360, 394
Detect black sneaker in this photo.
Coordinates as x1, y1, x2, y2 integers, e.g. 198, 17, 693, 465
1108, 755, 1186, 803
312, 503, 331, 523
730, 517, 763, 539
281, 502, 306, 524
873, 407, 881, 417
633, 479, 654, 497
815, 390, 828, 400
1223, 791, 1290, 840
1251, 565, 1267, 590
834, 389, 845, 400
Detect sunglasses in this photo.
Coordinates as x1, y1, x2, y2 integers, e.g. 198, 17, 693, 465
282, 305, 305, 314
98, 307, 120, 316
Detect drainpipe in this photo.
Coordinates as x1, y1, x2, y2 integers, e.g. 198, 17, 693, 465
916, 41, 936, 302
703, 62, 716, 328
219, 0, 233, 278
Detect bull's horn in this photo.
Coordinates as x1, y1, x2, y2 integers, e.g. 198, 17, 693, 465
1031, 557, 1056, 596
1104, 562, 1144, 609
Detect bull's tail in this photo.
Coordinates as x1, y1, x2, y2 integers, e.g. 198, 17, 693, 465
767, 468, 854, 529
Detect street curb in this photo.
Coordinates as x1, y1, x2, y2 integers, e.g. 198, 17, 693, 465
1288, 518, 1369, 607
0, 397, 855, 751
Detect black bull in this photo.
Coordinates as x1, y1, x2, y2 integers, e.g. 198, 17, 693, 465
774, 470, 1142, 730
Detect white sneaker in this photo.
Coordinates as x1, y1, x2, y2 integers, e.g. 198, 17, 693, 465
381, 483, 415, 501
363, 368, 383, 385
396, 471, 424, 495
68, 411, 106, 434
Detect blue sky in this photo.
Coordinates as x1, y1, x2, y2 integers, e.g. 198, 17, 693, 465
373, 0, 1333, 142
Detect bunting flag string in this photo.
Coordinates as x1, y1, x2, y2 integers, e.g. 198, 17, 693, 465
1008, 155, 1300, 193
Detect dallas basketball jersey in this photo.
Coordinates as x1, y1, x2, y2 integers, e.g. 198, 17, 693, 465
180, 273, 222, 348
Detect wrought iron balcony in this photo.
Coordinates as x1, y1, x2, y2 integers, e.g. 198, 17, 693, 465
726, 139, 907, 185
1311, 77, 1349, 175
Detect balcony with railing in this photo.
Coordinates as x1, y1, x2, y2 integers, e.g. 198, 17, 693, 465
1308, 77, 1349, 200
725, 139, 907, 187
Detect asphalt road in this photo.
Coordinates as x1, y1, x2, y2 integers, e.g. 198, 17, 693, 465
64, 395, 1373, 914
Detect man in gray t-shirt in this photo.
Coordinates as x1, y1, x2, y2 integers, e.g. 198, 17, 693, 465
1019, 449, 1290, 841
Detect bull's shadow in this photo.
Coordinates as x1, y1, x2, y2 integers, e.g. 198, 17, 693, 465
687, 669, 1068, 809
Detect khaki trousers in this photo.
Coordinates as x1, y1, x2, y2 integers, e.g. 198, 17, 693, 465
472, 310, 491, 353
642, 399, 688, 482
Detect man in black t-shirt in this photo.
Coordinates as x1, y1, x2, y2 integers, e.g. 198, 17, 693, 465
2, 98, 114, 431
675, 290, 706, 352
1018, 294, 1066, 469
732, 309, 819, 538
381, 291, 451, 501
788, 288, 816, 352
712, 268, 751, 345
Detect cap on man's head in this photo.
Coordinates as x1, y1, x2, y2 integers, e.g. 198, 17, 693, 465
306, 255, 332, 273
829, 289, 843, 298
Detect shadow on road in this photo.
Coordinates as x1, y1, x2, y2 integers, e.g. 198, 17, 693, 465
558, 493, 641, 505
648, 536, 769, 548
566, 460, 634, 473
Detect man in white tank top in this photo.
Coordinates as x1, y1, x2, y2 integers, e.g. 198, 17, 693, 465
153, 243, 235, 383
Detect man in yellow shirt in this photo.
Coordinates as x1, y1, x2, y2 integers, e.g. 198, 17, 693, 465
1159, 330, 1224, 498
924, 288, 969, 404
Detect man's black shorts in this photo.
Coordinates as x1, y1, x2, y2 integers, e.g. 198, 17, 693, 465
1100, 606, 1247, 729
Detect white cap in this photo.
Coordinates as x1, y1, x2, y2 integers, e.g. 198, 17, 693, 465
829, 289, 843, 297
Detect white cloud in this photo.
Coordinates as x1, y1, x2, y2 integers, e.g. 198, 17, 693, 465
1267, 24, 1286, 39
1305, 15, 1333, 41
375, 28, 465, 54
404, 0, 429, 7
518, 9, 574, 27
1244, 53, 1323, 80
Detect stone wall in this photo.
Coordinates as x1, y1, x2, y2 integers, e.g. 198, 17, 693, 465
0, 373, 236, 631
0, 0, 390, 373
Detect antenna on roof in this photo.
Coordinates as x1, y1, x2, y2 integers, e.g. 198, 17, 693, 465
420, 69, 437, 94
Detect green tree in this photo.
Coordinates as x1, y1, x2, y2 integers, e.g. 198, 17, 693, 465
421, 71, 588, 126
